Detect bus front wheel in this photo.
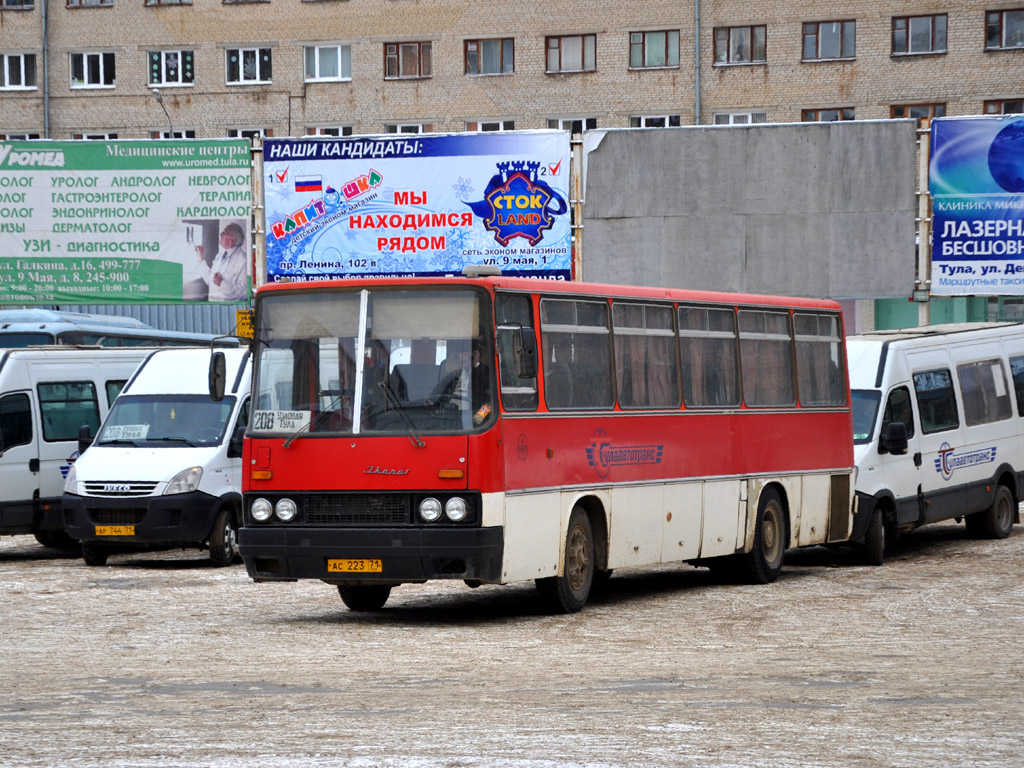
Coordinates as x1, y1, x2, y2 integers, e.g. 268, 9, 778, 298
338, 584, 391, 611
537, 507, 594, 613
736, 487, 786, 584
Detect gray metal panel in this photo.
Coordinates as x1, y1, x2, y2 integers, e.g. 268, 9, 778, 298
581, 121, 918, 299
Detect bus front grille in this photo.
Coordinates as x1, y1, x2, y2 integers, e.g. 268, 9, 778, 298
303, 495, 410, 526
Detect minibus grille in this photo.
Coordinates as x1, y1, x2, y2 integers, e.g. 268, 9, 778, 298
304, 495, 410, 526
83, 481, 160, 498
92, 509, 147, 525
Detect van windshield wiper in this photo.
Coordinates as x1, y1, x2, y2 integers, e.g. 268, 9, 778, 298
97, 438, 141, 446
147, 436, 197, 447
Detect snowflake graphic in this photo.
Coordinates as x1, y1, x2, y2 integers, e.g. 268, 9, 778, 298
452, 176, 475, 199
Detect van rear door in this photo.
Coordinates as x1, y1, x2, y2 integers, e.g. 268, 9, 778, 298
0, 389, 41, 533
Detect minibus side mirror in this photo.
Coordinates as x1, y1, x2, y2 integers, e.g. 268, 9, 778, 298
209, 351, 226, 402
78, 424, 93, 455
879, 421, 908, 456
227, 424, 245, 459
516, 328, 538, 379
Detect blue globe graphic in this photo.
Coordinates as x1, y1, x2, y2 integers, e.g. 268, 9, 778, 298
988, 119, 1024, 193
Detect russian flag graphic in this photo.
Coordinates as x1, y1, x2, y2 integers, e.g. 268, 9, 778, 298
295, 175, 322, 193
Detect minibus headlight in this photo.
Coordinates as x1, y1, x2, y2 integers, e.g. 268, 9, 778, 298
419, 497, 442, 522
275, 498, 297, 522
445, 497, 468, 522
63, 465, 78, 494
251, 498, 272, 522
164, 466, 202, 495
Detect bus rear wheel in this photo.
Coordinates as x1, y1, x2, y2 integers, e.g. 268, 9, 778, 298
736, 487, 786, 584
537, 507, 594, 613
338, 584, 391, 611
966, 485, 1015, 539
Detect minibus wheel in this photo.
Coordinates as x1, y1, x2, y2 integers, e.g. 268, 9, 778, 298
967, 485, 1015, 540
81, 543, 109, 567
737, 487, 786, 584
209, 507, 239, 567
338, 584, 392, 611
536, 506, 594, 613
862, 508, 885, 566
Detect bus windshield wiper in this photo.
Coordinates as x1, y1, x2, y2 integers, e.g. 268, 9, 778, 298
283, 395, 344, 449
377, 380, 425, 448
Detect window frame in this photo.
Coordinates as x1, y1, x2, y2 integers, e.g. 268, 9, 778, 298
957, 359, 1012, 426
0, 392, 32, 452
678, 304, 741, 409
306, 126, 353, 136
225, 47, 272, 85
629, 115, 681, 128
464, 37, 514, 76
1, 52, 37, 90
385, 123, 432, 134
738, 308, 796, 407
713, 25, 767, 65
148, 49, 193, 87
69, 51, 116, 89
986, 9, 1024, 50
802, 20, 856, 61
892, 13, 947, 55
227, 128, 272, 139
612, 301, 680, 410
545, 34, 596, 74
984, 99, 1024, 115
913, 368, 960, 434
713, 112, 767, 125
540, 297, 614, 411
384, 41, 432, 80
802, 108, 855, 122
547, 117, 597, 134
0, 0, 35, 9
629, 29, 680, 70
466, 120, 515, 132
304, 44, 352, 83
890, 103, 946, 124
38, 381, 101, 442
67, 0, 113, 7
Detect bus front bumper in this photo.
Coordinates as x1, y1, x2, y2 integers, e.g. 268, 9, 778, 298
239, 526, 504, 584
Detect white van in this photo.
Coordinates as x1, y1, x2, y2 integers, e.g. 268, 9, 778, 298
0, 347, 151, 548
63, 347, 251, 566
848, 322, 1024, 563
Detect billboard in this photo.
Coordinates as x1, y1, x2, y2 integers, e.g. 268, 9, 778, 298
0, 140, 251, 305
262, 131, 572, 282
930, 116, 1024, 296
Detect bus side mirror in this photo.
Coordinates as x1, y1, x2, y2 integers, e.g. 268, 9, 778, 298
209, 351, 226, 402
227, 424, 245, 459
78, 424, 93, 455
515, 328, 538, 379
879, 421, 908, 456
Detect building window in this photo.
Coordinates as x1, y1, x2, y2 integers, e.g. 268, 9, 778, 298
546, 34, 596, 73
150, 129, 196, 138
384, 42, 431, 79
629, 30, 679, 69
1, 53, 36, 89
987, 9, 1024, 49
713, 112, 767, 125
803, 20, 856, 60
1, 0, 34, 9
465, 38, 513, 75
629, 115, 681, 128
226, 48, 272, 84
891, 103, 946, 124
148, 50, 193, 86
67, 0, 112, 7
70, 52, 115, 88
466, 120, 515, 132
306, 126, 353, 136
892, 14, 946, 55
227, 128, 272, 139
144, 0, 190, 5
72, 132, 118, 139
0, 132, 40, 139
548, 117, 597, 133
304, 45, 351, 82
985, 99, 1024, 114
385, 123, 432, 134
713, 26, 766, 65
802, 108, 855, 122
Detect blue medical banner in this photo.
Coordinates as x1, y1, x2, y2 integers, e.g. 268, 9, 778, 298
262, 131, 572, 283
930, 116, 1024, 295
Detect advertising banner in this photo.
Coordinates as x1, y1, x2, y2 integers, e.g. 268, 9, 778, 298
930, 116, 1024, 296
0, 140, 251, 305
263, 131, 572, 283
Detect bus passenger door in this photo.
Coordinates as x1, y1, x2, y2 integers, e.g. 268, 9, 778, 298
0, 390, 40, 532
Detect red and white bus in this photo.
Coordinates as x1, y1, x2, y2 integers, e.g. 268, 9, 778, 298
238, 275, 853, 612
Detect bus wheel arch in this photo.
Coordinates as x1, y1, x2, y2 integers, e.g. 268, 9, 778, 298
537, 502, 600, 613
737, 483, 788, 584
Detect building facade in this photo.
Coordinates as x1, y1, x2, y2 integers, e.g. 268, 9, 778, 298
0, 0, 1021, 140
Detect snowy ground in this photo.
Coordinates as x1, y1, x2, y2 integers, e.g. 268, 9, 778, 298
0, 521, 1021, 767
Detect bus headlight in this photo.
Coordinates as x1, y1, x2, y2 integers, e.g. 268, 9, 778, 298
275, 498, 297, 522
251, 498, 272, 522
445, 497, 468, 522
164, 466, 202, 495
419, 497, 442, 522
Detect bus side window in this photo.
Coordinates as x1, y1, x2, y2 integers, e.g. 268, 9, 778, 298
495, 293, 538, 411
37, 381, 101, 441
0, 393, 33, 451
913, 369, 959, 433
1010, 355, 1024, 416
882, 386, 915, 439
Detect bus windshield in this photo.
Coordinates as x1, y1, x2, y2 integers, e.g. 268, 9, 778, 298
251, 287, 495, 438
97, 395, 238, 447
851, 389, 881, 444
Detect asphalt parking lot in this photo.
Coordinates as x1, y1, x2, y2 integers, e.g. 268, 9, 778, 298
1, 520, 1022, 768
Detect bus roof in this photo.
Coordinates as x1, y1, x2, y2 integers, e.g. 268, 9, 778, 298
0, 309, 150, 330
255, 275, 842, 311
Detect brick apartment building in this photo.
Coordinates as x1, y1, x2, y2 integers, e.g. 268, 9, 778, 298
0, 0, 1020, 140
